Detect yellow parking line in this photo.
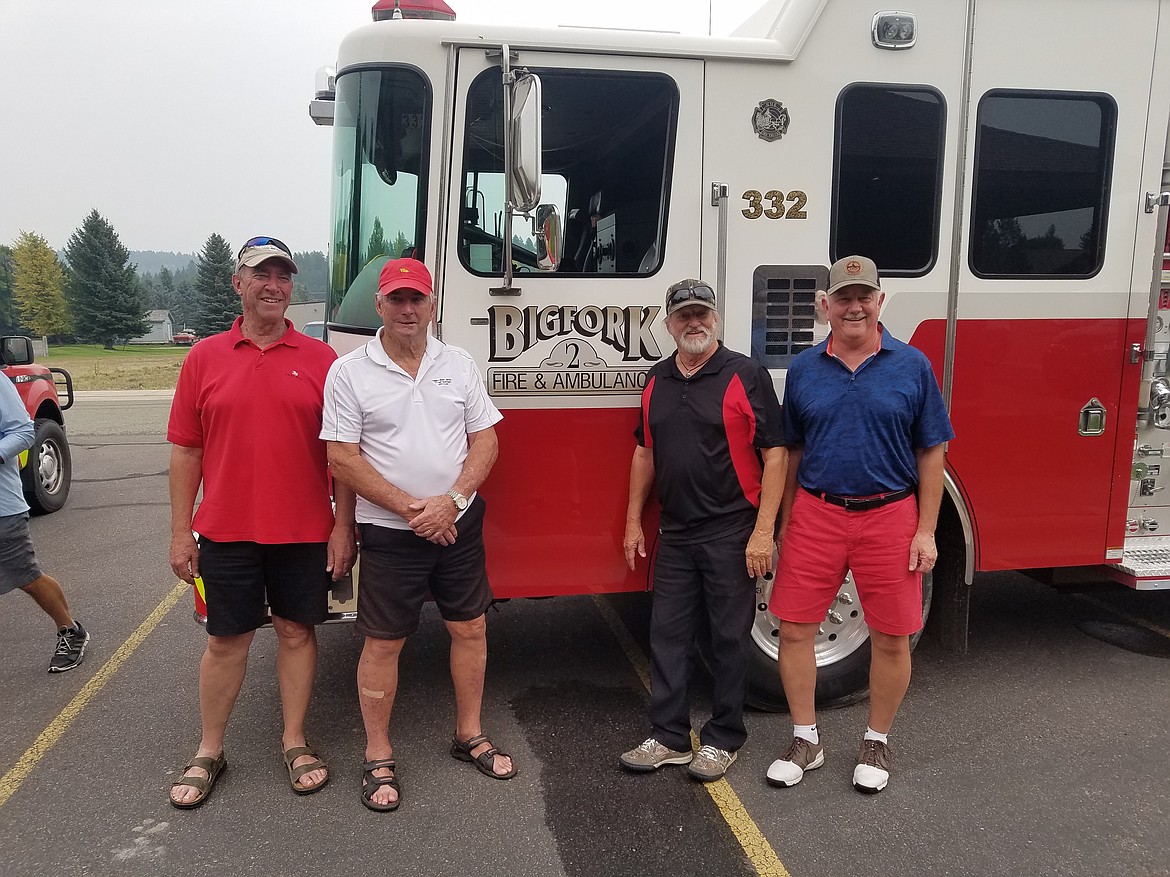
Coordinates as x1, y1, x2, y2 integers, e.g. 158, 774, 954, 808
0, 581, 188, 808
1074, 594, 1170, 639
592, 595, 792, 877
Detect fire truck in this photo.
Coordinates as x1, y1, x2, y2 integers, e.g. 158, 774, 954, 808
308, 0, 1170, 707
1, 336, 73, 514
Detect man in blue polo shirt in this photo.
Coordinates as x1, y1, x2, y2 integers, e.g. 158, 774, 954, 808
766, 255, 954, 794
621, 279, 787, 782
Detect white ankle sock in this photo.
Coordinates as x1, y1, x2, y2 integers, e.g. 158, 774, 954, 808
794, 723, 818, 745
863, 727, 888, 744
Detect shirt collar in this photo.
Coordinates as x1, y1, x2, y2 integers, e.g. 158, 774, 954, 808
367, 328, 440, 371
229, 317, 298, 349
824, 323, 892, 359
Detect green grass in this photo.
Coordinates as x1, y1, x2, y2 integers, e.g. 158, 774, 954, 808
38, 344, 188, 391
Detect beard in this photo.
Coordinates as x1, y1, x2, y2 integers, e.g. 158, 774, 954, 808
675, 326, 716, 355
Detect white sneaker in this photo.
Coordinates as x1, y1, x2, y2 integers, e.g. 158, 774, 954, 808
766, 737, 825, 787
852, 739, 890, 793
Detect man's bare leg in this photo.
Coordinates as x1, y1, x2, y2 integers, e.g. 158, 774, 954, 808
272, 615, 326, 790
358, 635, 405, 807
447, 614, 512, 776
867, 631, 911, 734
20, 574, 74, 630
778, 620, 820, 726
170, 631, 254, 805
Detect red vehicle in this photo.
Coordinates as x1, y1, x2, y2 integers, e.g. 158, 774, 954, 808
172, 329, 197, 346
1, 336, 74, 513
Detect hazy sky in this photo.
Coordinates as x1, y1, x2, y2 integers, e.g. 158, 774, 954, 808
0, 0, 757, 258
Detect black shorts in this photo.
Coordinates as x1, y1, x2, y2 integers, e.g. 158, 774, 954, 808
198, 538, 330, 637
357, 495, 493, 640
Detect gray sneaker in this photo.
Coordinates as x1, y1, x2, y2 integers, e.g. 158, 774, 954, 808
766, 736, 825, 787
49, 621, 89, 673
852, 738, 891, 793
620, 738, 693, 772
687, 744, 736, 782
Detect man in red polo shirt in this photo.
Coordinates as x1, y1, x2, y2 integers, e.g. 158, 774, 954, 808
166, 236, 355, 809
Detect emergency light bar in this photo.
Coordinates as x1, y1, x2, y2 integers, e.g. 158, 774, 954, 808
371, 0, 456, 21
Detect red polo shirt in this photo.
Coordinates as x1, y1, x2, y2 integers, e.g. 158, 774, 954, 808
168, 318, 337, 544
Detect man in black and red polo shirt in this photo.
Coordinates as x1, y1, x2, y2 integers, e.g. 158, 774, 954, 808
620, 279, 787, 782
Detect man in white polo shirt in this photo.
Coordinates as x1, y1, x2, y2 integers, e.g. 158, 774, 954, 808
322, 257, 515, 813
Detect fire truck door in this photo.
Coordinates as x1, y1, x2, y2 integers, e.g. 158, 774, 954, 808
441, 49, 704, 374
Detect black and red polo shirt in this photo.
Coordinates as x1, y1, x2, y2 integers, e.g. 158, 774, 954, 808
635, 343, 785, 544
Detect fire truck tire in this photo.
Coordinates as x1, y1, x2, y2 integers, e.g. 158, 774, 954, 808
734, 567, 933, 713
21, 418, 71, 514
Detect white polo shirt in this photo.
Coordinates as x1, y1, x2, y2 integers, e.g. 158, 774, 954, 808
321, 331, 502, 529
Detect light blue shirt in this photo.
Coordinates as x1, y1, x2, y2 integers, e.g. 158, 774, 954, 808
0, 376, 36, 516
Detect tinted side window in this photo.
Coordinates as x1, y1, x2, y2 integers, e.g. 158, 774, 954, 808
460, 68, 678, 277
970, 91, 1115, 278
833, 85, 945, 274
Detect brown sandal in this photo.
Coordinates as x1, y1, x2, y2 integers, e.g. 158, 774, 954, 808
169, 753, 227, 809
450, 734, 518, 780
283, 743, 329, 795
361, 758, 401, 811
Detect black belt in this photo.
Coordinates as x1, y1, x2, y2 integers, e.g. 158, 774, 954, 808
802, 486, 914, 512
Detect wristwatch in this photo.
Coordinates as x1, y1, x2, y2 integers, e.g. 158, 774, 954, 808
446, 489, 469, 510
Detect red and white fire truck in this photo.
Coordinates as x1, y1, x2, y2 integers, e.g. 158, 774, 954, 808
308, 0, 1170, 706
1, 336, 73, 514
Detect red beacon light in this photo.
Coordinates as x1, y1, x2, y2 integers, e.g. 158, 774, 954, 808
371, 0, 456, 21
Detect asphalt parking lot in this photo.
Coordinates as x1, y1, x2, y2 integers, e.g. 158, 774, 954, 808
1, 393, 1168, 877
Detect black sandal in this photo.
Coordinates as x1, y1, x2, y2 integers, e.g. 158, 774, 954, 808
361, 758, 401, 812
450, 734, 518, 780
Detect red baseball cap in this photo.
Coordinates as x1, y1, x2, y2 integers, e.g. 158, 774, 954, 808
378, 257, 433, 296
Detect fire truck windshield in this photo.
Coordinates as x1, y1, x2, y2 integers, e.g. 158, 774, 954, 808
330, 67, 431, 332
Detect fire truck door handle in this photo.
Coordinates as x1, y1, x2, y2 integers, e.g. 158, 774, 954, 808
1145, 191, 1170, 213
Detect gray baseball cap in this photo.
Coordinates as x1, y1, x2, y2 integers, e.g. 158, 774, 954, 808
826, 255, 880, 295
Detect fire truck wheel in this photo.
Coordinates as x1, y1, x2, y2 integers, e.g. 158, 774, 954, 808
732, 561, 933, 712
22, 418, 72, 515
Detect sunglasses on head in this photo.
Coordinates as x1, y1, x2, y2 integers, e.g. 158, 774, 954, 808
238, 236, 292, 259
667, 283, 716, 308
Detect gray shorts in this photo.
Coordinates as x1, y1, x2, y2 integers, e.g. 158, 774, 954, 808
0, 513, 41, 596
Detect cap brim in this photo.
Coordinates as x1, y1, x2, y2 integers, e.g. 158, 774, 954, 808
237, 252, 299, 274
379, 279, 433, 296
666, 299, 717, 316
826, 278, 880, 295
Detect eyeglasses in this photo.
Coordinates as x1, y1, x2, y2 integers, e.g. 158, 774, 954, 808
666, 283, 716, 309
238, 236, 292, 259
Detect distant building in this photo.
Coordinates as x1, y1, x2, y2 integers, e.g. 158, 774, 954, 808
132, 309, 175, 344
286, 301, 324, 331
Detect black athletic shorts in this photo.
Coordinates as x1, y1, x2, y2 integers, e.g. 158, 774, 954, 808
197, 538, 330, 637
356, 495, 493, 640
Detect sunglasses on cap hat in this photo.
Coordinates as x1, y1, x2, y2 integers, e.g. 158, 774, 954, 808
238, 236, 292, 260
666, 282, 717, 312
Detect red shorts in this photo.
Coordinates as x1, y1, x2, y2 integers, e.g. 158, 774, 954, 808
769, 489, 923, 636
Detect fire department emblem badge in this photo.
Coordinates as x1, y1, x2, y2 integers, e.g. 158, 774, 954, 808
845, 259, 863, 276
751, 99, 790, 142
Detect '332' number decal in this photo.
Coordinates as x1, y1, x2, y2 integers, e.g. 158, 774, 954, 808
741, 189, 808, 220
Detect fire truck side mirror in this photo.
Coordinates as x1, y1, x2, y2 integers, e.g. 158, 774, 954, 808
535, 204, 562, 271
509, 71, 543, 213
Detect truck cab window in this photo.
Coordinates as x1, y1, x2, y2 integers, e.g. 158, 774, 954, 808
460, 67, 678, 277
970, 91, 1115, 278
330, 68, 432, 332
832, 84, 945, 275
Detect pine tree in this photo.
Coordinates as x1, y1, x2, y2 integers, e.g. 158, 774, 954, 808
63, 210, 148, 348
0, 245, 19, 335
12, 231, 71, 338
366, 217, 388, 261
194, 233, 239, 336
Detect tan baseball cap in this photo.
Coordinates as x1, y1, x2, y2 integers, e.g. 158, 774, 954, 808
826, 255, 880, 295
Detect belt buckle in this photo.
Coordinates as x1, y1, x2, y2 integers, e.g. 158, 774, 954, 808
842, 496, 861, 511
